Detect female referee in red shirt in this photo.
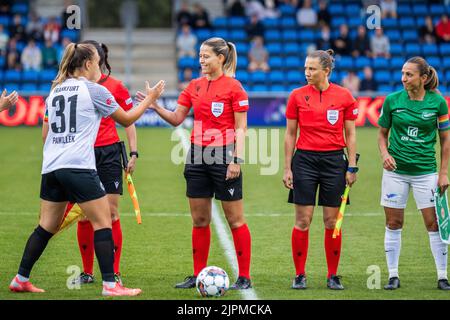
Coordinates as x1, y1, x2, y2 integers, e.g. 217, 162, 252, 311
137, 37, 252, 290
43, 40, 138, 285
283, 49, 358, 290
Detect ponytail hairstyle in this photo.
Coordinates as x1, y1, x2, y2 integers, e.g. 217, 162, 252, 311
307, 49, 335, 78
406, 56, 439, 91
202, 37, 237, 77
52, 43, 96, 89
80, 40, 111, 83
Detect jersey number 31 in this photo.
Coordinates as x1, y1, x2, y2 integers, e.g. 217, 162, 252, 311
50, 94, 78, 134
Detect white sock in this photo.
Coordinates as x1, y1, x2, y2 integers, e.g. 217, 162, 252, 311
103, 281, 116, 288
385, 227, 402, 279
16, 274, 29, 282
428, 231, 448, 280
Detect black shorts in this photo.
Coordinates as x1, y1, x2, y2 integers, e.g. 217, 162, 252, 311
184, 144, 242, 201
95, 143, 123, 195
288, 149, 348, 207
40, 168, 106, 203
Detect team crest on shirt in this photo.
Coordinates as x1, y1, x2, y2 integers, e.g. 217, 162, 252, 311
327, 110, 339, 125
211, 102, 224, 117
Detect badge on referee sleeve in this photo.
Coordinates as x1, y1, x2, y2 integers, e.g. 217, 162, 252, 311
434, 187, 450, 244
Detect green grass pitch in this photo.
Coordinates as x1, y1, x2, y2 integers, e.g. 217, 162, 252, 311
0, 126, 449, 300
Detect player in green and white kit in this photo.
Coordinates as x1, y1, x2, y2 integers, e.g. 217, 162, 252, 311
378, 57, 450, 290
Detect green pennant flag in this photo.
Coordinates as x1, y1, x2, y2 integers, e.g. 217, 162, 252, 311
434, 187, 450, 244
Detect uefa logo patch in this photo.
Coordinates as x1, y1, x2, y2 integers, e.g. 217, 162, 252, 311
211, 102, 224, 117
327, 110, 339, 125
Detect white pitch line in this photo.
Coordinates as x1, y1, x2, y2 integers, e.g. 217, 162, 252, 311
175, 127, 259, 300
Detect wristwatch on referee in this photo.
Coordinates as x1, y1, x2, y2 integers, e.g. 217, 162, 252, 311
130, 151, 139, 158
347, 166, 358, 173
232, 156, 244, 164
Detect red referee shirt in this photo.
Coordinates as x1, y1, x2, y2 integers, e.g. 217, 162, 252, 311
95, 75, 133, 147
285, 83, 358, 151
178, 74, 249, 147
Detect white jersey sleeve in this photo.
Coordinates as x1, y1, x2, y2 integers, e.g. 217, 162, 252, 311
84, 81, 119, 117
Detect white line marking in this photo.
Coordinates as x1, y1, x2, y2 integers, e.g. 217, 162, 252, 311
175, 127, 259, 300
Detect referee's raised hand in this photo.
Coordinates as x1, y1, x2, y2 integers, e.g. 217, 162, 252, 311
144, 80, 165, 105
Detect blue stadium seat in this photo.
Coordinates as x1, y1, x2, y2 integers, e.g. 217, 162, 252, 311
278, 4, 296, 16
378, 84, 394, 93
235, 42, 248, 53
5, 83, 19, 92
285, 56, 302, 68
402, 30, 418, 42
430, 5, 446, 16
390, 57, 405, 70
214, 29, 229, 39
229, 17, 247, 28
251, 84, 269, 92
412, 4, 428, 16
269, 56, 283, 69
284, 42, 300, 54
11, 3, 28, 15
397, 4, 412, 15
329, 71, 340, 84
399, 17, 416, 28
60, 29, 79, 42
287, 70, 302, 84
22, 70, 39, 83
270, 84, 287, 92
0, 15, 10, 26
422, 44, 438, 56
382, 18, 398, 29
385, 30, 401, 42
213, 17, 228, 28
287, 84, 300, 92
374, 70, 391, 84
266, 43, 282, 55
249, 71, 267, 84
440, 43, 450, 56
282, 30, 297, 41
4, 70, 21, 83
229, 30, 246, 41
21, 83, 38, 93
262, 18, 279, 29
390, 43, 403, 56
235, 70, 249, 83
280, 17, 296, 29
338, 56, 354, 69
39, 69, 57, 82
331, 17, 347, 28
355, 56, 371, 69
347, 17, 363, 28
236, 56, 248, 69
445, 71, 450, 83
329, 4, 345, 15
0, 55, 5, 68
298, 30, 315, 43
264, 30, 281, 42
269, 71, 285, 84
38, 83, 52, 93
405, 43, 421, 56
442, 57, 450, 69
345, 4, 361, 16
178, 57, 196, 69
427, 56, 441, 68
373, 58, 389, 70
196, 29, 212, 42
394, 84, 404, 91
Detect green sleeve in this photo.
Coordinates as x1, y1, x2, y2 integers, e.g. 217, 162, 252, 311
378, 95, 391, 128
438, 97, 449, 116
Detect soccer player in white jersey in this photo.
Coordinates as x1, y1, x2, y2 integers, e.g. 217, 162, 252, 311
8, 42, 165, 297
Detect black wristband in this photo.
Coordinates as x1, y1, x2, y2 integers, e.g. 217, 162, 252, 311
233, 156, 244, 164
130, 151, 139, 158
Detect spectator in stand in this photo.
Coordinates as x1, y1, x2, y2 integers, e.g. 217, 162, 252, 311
341, 71, 360, 96
21, 39, 42, 71
228, 0, 246, 16
420, 16, 438, 44
178, 67, 194, 91
42, 39, 58, 69
6, 38, 20, 70
0, 0, 11, 15
246, 0, 266, 20
248, 35, 270, 72
177, 1, 192, 28
316, 24, 332, 51
371, 28, 390, 58
317, 0, 331, 27
176, 24, 197, 59
26, 11, 44, 42
436, 14, 450, 43
9, 14, 27, 43
296, 0, 317, 28
332, 24, 351, 56
191, 3, 211, 29
380, 0, 397, 19
360, 66, 378, 93
246, 13, 265, 41
352, 25, 372, 58
0, 24, 9, 56
43, 16, 61, 44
